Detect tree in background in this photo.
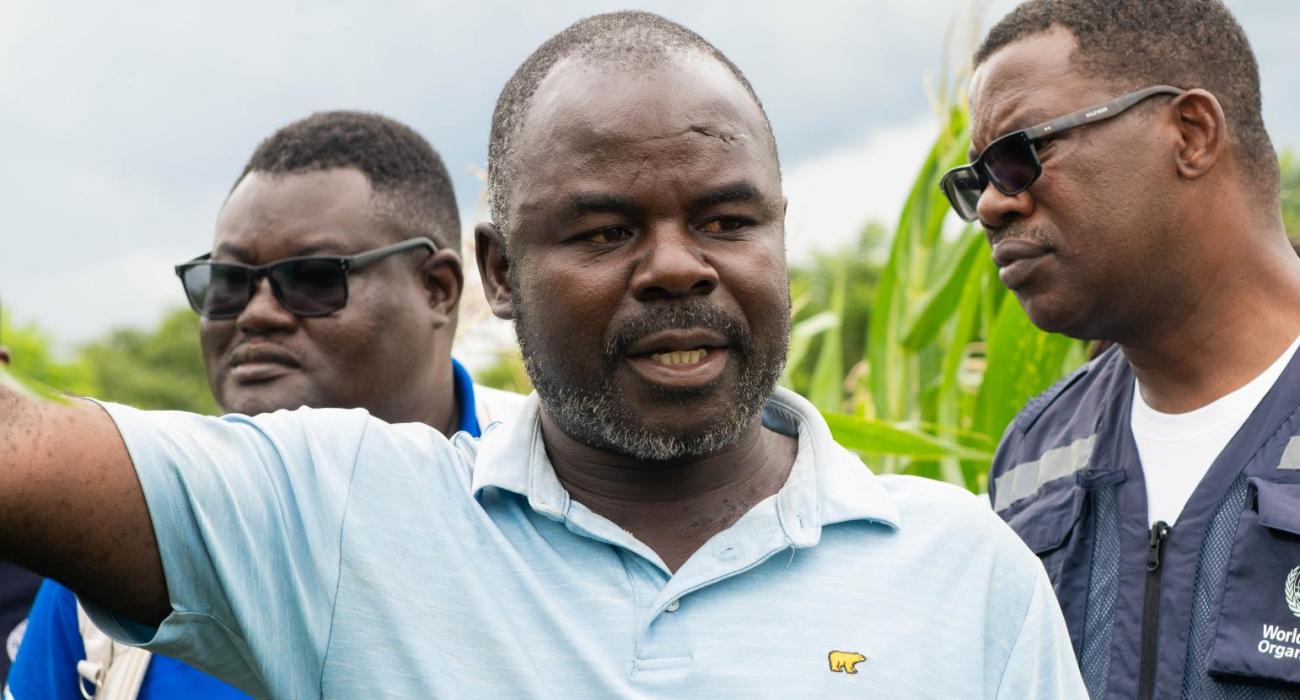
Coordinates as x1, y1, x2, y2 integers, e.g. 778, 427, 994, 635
79, 308, 218, 414
473, 347, 533, 396
0, 316, 98, 397
1282, 149, 1299, 239
0, 308, 216, 414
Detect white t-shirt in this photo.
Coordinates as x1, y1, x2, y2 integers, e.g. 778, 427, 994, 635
1132, 336, 1300, 526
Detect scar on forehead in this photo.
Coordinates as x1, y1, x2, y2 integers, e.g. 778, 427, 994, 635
687, 125, 748, 144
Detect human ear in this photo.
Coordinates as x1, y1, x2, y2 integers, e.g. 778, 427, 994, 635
419, 249, 464, 329
1171, 89, 1226, 181
474, 222, 514, 320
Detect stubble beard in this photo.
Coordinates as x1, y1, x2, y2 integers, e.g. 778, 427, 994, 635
511, 278, 789, 462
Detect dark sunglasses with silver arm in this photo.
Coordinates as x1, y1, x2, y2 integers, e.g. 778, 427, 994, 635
940, 84, 1186, 222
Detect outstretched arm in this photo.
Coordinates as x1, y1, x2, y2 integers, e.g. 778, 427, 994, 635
0, 384, 169, 626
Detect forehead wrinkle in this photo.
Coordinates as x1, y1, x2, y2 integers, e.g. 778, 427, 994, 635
971, 27, 1109, 151
507, 56, 779, 233
970, 71, 1040, 150
534, 110, 760, 165
212, 234, 355, 262
215, 208, 362, 261
518, 125, 761, 209
520, 55, 767, 162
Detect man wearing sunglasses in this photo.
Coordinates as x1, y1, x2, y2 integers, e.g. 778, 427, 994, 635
5, 112, 522, 699
952, 1, 1300, 698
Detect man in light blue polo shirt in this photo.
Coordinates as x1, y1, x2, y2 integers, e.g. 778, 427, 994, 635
5, 111, 524, 699
0, 11, 1085, 698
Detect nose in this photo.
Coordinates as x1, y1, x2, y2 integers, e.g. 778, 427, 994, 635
976, 184, 1036, 231
630, 225, 719, 302
235, 276, 296, 334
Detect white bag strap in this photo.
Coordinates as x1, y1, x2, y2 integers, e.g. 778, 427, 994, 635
75, 602, 151, 700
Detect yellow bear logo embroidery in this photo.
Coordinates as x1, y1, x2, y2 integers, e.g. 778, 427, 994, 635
828, 650, 867, 674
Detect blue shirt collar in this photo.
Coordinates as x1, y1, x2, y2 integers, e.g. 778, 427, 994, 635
451, 358, 482, 437
470, 387, 902, 542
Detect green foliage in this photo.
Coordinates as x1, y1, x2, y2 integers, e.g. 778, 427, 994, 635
1, 307, 217, 413
784, 105, 1088, 492
79, 308, 219, 413
474, 348, 534, 395
785, 223, 884, 404
823, 411, 992, 462
1282, 149, 1300, 240
0, 317, 98, 396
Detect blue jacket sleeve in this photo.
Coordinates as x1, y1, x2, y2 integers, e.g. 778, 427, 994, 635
6, 580, 85, 699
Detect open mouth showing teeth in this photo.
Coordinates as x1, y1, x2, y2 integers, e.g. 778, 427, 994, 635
650, 349, 707, 365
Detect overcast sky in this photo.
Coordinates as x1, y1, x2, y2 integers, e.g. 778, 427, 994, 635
2, 0, 1297, 349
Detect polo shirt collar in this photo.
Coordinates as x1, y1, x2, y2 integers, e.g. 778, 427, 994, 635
470, 394, 570, 519
470, 387, 901, 543
763, 388, 902, 538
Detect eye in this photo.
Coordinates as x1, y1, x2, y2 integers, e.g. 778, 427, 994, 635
582, 227, 634, 244
698, 217, 748, 235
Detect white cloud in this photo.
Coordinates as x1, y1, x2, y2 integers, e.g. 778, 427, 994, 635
3, 248, 191, 349
783, 116, 939, 263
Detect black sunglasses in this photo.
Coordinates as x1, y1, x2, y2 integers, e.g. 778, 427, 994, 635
175, 237, 437, 320
940, 85, 1185, 222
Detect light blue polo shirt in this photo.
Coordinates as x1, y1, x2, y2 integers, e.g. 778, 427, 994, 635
86, 388, 1085, 698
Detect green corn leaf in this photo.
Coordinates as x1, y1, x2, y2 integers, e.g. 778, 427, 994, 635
823, 411, 994, 462
807, 260, 849, 410
783, 310, 839, 388
974, 294, 1085, 438
901, 228, 987, 350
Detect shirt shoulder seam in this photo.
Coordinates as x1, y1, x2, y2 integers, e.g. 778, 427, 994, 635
316, 415, 370, 697
992, 568, 1042, 698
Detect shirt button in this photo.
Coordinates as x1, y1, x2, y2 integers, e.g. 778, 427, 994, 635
665, 600, 681, 613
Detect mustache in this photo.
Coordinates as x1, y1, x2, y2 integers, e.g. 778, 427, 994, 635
987, 223, 1055, 249
604, 300, 750, 361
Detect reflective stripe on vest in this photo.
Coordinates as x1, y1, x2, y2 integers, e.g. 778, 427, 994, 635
994, 434, 1097, 512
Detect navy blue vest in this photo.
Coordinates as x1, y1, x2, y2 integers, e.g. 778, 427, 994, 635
990, 346, 1300, 699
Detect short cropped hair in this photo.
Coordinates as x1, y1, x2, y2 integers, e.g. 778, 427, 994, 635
236, 111, 461, 250
486, 10, 777, 239
975, 0, 1277, 198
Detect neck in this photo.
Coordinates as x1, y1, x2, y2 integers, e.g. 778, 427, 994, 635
1122, 224, 1300, 413
427, 358, 460, 434
383, 354, 459, 433
541, 410, 797, 571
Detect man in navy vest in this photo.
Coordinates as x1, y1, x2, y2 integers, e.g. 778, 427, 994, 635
4, 112, 521, 699
945, 0, 1300, 697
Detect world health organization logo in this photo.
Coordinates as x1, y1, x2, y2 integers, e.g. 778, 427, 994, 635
1287, 566, 1300, 618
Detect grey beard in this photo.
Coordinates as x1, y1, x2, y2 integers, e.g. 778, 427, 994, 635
512, 289, 787, 462
522, 349, 769, 461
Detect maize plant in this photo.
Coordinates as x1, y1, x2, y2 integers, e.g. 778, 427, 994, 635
785, 105, 1088, 492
